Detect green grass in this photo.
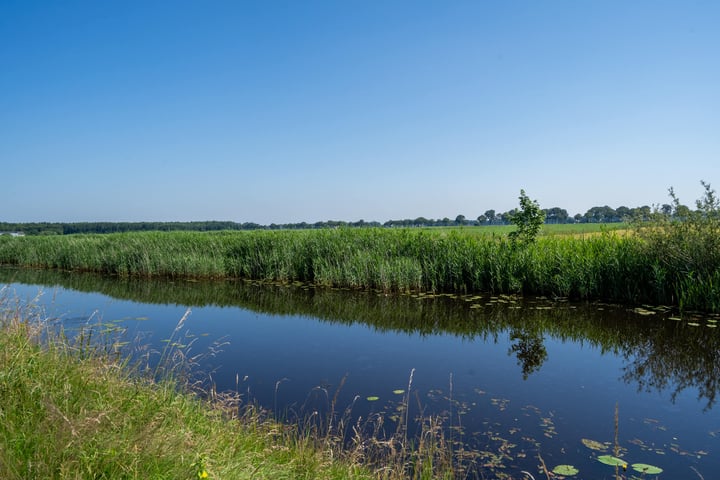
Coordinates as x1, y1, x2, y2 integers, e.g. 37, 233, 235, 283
0, 222, 716, 312
422, 223, 628, 237
0, 292, 464, 480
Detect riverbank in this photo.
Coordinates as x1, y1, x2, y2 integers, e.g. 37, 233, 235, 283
0, 226, 717, 312
0, 293, 460, 479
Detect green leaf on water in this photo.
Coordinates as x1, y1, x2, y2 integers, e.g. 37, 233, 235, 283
581, 438, 607, 451
366, 396, 380, 401
631, 463, 663, 474
687, 322, 700, 327
552, 465, 579, 475
597, 455, 626, 466
392, 389, 405, 395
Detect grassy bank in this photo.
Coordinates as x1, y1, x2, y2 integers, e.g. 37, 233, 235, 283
0, 225, 717, 311
0, 292, 464, 480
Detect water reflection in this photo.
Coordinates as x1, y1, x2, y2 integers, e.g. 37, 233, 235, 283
508, 328, 547, 380
2, 266, 719, 411
4, 266, 720, 477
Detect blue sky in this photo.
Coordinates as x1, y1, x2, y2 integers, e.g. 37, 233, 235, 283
2, 1, 719, 224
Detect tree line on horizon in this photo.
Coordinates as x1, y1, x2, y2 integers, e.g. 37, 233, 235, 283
0, 202, 689, 236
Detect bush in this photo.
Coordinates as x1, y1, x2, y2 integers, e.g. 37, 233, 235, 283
634, 181, 720, 311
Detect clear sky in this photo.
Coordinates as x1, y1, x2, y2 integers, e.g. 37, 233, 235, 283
2, 1, 719, 224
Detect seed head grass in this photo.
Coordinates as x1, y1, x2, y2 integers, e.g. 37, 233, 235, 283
0, 290, 469, 479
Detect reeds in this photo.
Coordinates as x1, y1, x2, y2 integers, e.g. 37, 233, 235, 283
1, 226, 717, 311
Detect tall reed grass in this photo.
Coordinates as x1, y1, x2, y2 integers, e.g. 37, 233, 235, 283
0, 225, 716, 311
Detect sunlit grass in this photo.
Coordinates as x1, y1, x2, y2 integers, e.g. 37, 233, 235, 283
0, 223, 715, 312
0, 291, 470, 479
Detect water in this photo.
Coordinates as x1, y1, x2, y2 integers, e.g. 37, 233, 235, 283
1, 266, 718, 478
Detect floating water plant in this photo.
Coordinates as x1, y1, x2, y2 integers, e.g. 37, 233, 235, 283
581, 438, 607, 451
366, 396, 380, 401
597, 455, 626, 467
632, 307, 656, 316
552, 464, 578, 475
392, 389, 405, 394
631, 463, 663, 474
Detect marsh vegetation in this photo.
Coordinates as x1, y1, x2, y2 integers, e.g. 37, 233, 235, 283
0, 215, 716, 312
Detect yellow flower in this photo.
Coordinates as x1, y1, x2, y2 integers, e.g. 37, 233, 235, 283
198, 470, 208, 479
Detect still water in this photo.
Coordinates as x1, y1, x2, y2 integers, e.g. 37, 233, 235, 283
2, 266, 718, 478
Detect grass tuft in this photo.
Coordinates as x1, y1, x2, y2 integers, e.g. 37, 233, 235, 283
0, 290, 472, 479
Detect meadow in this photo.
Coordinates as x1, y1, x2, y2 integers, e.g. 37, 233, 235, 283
0, 221, 717, 312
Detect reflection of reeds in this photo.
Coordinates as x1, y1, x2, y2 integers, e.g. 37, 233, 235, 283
614, 403, 621, 480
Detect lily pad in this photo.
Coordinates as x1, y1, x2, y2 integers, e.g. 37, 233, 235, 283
631, 463, 663, 474
633, 308, 656, 315
581, 438, 607, 451
392, 389, 405, 395
597, 455, 627, 467
552, 465, 579, 475
366, 396, 380, 401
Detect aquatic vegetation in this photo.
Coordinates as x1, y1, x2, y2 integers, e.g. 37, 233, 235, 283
551, 464, 579, 475
581, 438, 608, 451
597, 455, 627, 466
631, 463, 663, 474
1, 224, 717, 311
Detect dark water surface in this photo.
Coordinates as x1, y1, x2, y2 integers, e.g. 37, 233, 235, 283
2, 267, 719, 478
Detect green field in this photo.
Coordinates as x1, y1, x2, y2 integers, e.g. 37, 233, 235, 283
423, 222, 629, 237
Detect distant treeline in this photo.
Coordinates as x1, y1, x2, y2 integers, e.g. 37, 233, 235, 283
1, 203, 686, 236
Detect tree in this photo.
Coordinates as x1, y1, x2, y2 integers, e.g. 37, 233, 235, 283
583, 205, 618, 223
616, 206, 631, 220
508, 189, 545, 244
484, 210, 496, 225
455, 214, 466, 225
543, 207, 569, 224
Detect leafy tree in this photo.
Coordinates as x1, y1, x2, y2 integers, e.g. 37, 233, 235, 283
484, 210, 496, 225
499, 209, 517, 225
508, 189, 545, 244
616, 206, 631, 220
543, 207, 569, 224
583, 205, 618, 223
455, 214, 466, 225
